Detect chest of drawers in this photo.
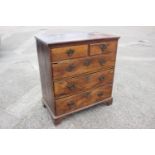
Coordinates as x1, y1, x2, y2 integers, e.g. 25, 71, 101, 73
35, 32, 119, 125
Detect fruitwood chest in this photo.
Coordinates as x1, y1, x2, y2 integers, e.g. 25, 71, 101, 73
35, 32, 120, 125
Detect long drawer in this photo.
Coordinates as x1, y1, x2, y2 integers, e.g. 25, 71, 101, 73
52, 52, 116, 80
56, 84, 112, 116
54, 69, 114, 98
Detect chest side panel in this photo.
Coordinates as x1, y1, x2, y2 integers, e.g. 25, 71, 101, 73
36, 39, 55, 113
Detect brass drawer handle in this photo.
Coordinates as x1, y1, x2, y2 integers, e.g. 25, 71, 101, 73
98, 58, 106, 66
67, 101, 76, 109
83, 92, 90, 98
100, 44, 108, 52
66, 49, 75, 57
85, 75, 91, 81
98, 75, 105, 82
67, 83, 76, 91
97, 92, 104, 97
83, 59, 92, 66
66, 64, 76, 72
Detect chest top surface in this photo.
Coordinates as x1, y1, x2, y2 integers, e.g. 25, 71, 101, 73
35, 32, 120, 45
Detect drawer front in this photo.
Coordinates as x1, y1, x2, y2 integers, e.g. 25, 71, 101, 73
56, 84, 112, 115
52, 53, 116, 80
51, 45, 88, 62
54, 69, 114, 98
90, 40, 117, 56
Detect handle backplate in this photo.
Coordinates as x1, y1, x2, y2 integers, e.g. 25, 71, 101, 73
100, 44, 108, 52
66, 64, 76, 72
67, 101, 76, 109
67, 83, 76, 91
66, 49, 75, 57
97, 92, 104, 97
98, 75, 105, 82
98, 58, 106, 66
83, 59, 92, 66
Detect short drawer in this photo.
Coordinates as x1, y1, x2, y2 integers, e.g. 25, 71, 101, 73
52, 53, 116, 80
54, 69, 114, 98
51, 45, 88, 62
56, 84, 112, 116
90, 40, 117, 56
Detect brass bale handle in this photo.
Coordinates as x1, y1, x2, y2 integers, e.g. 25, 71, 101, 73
100, 44, 108, 52
66, 49, 75, 57
85, 75, 90, 81
98, 75, 105, 82
83, 59, 92, 66
97, 92, 104, 97
67, 101, 76, 109
98, 58, 106, 66
66, 64, 76, 72
83, 92, 90, 98
67, 83, 76, 91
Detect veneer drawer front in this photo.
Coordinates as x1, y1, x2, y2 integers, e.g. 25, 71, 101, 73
52, 53, 115, 80
51, 45, 88, 62
54, 69, 114, 98
56, 84, 112, 115
90, 40, 117, 56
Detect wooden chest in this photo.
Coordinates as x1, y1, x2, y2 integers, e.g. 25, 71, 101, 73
35, 32, 120, 125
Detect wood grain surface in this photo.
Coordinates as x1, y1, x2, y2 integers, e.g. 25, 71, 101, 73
54, 69, 114, 98
52, 52, 116, 80
51, 44, 88, 62
90, 40, 117, 55
56, 84, 112, 115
